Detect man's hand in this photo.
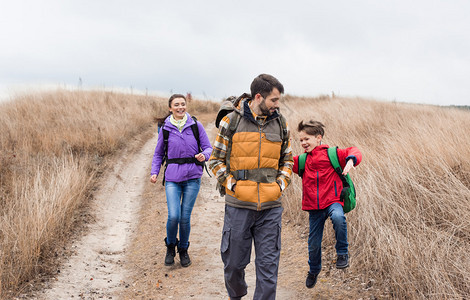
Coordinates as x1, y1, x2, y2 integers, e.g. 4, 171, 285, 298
230, 178, 237, 192
150, 174, 157, 183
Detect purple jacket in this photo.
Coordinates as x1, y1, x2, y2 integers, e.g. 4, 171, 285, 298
151, 113, 213, 182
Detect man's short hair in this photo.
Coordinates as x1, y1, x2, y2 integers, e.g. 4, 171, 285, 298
250, 74, 284, 98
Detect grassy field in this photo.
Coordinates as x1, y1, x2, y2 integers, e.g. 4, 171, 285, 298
0, 90, 469, 299
0, 89, 218, 297
282, 95, 470, 299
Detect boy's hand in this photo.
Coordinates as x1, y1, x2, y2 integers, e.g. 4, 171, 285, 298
342, 160, 355, 175
150, 174, 157, 183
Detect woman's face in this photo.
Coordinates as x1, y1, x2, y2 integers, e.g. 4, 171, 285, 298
169, 97, 187, 120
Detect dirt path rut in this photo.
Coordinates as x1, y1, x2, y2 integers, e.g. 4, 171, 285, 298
36, 134, 155, 299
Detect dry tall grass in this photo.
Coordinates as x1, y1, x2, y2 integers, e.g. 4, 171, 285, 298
282, 96, 470, 299
0, 89, 218, 297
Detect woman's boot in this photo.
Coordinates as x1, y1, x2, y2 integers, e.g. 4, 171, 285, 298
177, 242, 191, 267
164, 237, 177, 266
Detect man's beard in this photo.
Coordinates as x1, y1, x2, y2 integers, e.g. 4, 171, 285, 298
259, 99, 277, 116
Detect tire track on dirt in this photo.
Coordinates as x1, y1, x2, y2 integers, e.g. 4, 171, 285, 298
36, 133, 155, 299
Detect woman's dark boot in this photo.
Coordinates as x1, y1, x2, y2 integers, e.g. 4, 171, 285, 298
177, 242, 191, 267
164, 237, 177, 266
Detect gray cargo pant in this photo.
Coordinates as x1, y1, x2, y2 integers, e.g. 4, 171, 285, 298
221, 205, 283, 300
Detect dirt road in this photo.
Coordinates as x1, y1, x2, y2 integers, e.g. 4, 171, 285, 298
36, 132, 153, 299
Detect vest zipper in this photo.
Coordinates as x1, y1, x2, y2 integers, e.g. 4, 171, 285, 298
257, 125, 262, 211
256, 124, 262, 211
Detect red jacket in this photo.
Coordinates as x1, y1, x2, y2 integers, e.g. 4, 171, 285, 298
293, 144, 362, 211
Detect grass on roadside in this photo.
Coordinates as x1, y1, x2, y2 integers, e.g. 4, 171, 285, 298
282, 96, 470, 299
0, 89, 218, 298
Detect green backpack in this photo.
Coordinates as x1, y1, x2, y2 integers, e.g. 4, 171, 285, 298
298, 147, 356, 213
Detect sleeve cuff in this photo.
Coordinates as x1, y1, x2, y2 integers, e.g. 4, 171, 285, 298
277, 179, 284, 191
346, 155, 357, 166
226, 177, 236, 191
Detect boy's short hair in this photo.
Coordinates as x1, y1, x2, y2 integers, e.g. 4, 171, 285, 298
250, 74, 284, 98
298, 120, 325, 137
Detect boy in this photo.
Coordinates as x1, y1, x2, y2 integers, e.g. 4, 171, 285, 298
292, 120, 362, 289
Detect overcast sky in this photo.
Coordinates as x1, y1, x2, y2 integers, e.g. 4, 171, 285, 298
1, 0, 469, 106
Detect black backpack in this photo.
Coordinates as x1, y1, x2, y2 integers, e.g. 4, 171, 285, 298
161, 116, 210, 185
214, 94, 288, 196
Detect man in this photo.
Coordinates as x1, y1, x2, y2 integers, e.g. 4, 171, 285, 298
209, 74, 293, 299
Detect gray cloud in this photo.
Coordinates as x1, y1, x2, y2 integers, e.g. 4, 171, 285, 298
1, 0, 469, 105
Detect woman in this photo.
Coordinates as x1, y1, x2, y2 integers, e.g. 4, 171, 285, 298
150, 94, 213, 267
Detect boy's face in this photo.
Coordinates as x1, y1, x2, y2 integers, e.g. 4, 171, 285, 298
299, 131, 322, 152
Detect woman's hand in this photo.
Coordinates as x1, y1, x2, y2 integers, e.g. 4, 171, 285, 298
150, 174, 158, 183
342, 160, 355, 175
195, 153, 205, 162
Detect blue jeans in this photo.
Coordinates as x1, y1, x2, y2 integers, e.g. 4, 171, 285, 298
165, 178, 201, 249
308, 202, 348, 274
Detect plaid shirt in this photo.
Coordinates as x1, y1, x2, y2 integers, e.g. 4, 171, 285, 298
209, 109, 293, 192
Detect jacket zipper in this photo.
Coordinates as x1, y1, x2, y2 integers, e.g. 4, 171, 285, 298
317, 171, 320, 209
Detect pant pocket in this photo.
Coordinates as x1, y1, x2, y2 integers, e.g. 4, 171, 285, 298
221, 228, 231, 253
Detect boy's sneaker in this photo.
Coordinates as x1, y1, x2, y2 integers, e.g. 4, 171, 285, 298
306, 272, 318, 289
336, 254, 349, 269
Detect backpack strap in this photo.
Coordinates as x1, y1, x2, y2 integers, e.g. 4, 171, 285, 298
190, 116, 201, 152
214, 111, 241, 196
225, 112, 286, 177
163, 117, 199, 164
225, 111, 242, 174
161, 128, 170, 185
327, 146, 357, 212
298, 152, 307, 178
161, 116, 211, 185
276, 115, 289, 168
162, 128, 170, 163
190, 116, 211, 178
327, 147, 350, 189
278, 114, 288, 144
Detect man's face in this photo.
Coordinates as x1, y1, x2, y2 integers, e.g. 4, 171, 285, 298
258, 88, 281, 116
